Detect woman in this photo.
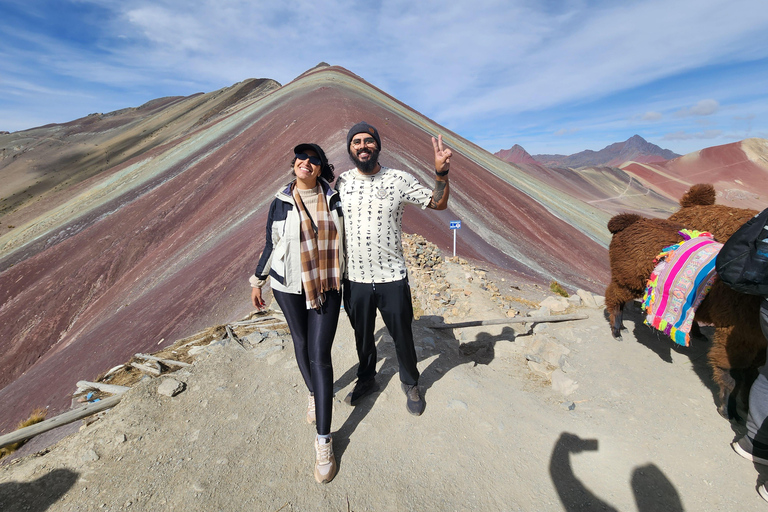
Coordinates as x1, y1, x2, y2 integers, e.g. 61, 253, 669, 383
250, 143, 344, 484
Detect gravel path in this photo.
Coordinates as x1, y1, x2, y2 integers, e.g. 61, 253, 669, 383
1, 252, 766, 511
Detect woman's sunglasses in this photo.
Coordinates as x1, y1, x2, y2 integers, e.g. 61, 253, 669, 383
296, 153, 322, 166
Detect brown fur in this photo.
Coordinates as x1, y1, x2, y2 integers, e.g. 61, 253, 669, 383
605, 212, 765, 419
678, 183, 716, 208
669, 183, 757, 243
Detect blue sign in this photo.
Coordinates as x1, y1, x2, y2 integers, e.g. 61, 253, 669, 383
450, 220, 461, 230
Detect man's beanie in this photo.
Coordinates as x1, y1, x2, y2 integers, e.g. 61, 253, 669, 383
347, 122, 381, 150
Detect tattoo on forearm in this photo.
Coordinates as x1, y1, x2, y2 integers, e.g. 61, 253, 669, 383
428, 180, 448, 209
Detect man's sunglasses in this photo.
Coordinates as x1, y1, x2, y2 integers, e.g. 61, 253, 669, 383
295, 153, 322, 166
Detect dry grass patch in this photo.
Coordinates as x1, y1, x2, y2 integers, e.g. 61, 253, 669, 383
0, 408, 47, 459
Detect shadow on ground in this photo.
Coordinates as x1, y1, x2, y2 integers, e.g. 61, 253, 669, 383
332, 315, 517, 465
549, 432, 683, 512
0, 468, 79, 511
603, 302, 728, 421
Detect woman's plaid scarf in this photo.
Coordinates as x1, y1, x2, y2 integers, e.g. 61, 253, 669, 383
292, 184, 340, 309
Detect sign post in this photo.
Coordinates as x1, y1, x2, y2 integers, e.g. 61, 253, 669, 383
449, 220, 461, 257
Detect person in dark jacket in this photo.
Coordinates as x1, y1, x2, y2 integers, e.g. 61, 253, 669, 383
718, 207, 768, 502
250, 143, 344, 484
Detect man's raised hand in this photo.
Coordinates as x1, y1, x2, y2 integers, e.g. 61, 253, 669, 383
432, 135, 452, 173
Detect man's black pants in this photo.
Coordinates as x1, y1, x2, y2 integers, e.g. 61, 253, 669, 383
342, 278, 419, 386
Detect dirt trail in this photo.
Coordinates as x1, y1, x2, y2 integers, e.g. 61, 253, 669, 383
0, 244, 766, 511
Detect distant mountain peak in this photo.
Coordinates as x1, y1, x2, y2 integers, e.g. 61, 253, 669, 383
494, 144, 538, 165
532, 135, 679, 168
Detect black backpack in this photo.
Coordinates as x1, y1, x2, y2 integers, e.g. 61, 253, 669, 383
715, 207, 768, 297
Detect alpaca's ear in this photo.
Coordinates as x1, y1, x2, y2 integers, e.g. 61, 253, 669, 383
608, 213, 642, 234
679, 184, 716, 208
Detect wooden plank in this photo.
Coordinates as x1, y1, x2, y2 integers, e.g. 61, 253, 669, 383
424, 313, 589, 329
134, 353, 192, 367
76, 381, 131, 395
0, 394, 123, 449
225, 325, 249, 349
130, 362, 161, 376
229, 316, 280, 326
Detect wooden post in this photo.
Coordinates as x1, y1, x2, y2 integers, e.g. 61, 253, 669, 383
134, 353, 192, 367
76, 381, 131, 395
0, 394, 123, 450
424, 313, 588, 329
130, 362, 161, 376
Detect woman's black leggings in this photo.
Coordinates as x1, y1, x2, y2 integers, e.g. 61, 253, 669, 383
272, 289, 341, 436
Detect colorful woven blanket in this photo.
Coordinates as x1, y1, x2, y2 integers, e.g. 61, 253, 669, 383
642, 230, 723, 347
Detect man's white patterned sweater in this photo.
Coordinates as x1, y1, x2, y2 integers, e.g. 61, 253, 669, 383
335, 167, 432, 283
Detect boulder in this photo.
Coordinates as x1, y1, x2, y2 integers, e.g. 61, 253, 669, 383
576, 289, 598, 309
158, 378, 186, 397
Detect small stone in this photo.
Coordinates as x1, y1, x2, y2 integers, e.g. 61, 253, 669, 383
528, 361, 554, 379
82, 449, 99, 462
525, 353, 543, 363
158, 378, 186, 397
551, 369, 578, 396
561, 401, 576, 411
505, 309, 518, 318
116, 433, 127, 444
540, 296, 568, 313
528, 337, 570, 367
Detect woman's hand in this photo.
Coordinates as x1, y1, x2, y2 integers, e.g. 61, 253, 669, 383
251, 287, 266, 310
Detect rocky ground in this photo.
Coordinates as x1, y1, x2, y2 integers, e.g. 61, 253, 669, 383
1, 234, 767, 511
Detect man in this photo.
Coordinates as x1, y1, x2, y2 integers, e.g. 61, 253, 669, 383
335, 121, 452, 416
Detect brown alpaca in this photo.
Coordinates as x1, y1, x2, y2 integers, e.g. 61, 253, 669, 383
605, 213, 765, 419
668, 183, 758, 242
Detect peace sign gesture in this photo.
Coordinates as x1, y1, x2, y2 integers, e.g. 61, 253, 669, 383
432, 135, 452, 174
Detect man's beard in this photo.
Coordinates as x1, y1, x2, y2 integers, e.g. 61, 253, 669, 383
349, 147, 380, 174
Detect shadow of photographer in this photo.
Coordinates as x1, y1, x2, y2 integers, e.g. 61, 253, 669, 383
550, 432, 683, 512
0, 468, 79, 511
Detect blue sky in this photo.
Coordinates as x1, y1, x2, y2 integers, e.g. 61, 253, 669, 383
1, 0, 767, 156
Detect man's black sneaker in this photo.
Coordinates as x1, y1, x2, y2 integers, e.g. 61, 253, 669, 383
732, 436, 768, 466
344, 377, 379, 405
401, 382, 425, 416
759, 482, 768, 503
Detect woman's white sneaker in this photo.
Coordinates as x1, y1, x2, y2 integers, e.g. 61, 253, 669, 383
314, 437, 337, 483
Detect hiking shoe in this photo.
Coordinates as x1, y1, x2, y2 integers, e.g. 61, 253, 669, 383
401, 382, 425, 416
307, 394, 316, 425
314, 437, 337, 483
759, 483, 768, 503
344, 377, 379, 405
732, 436, 768, 466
